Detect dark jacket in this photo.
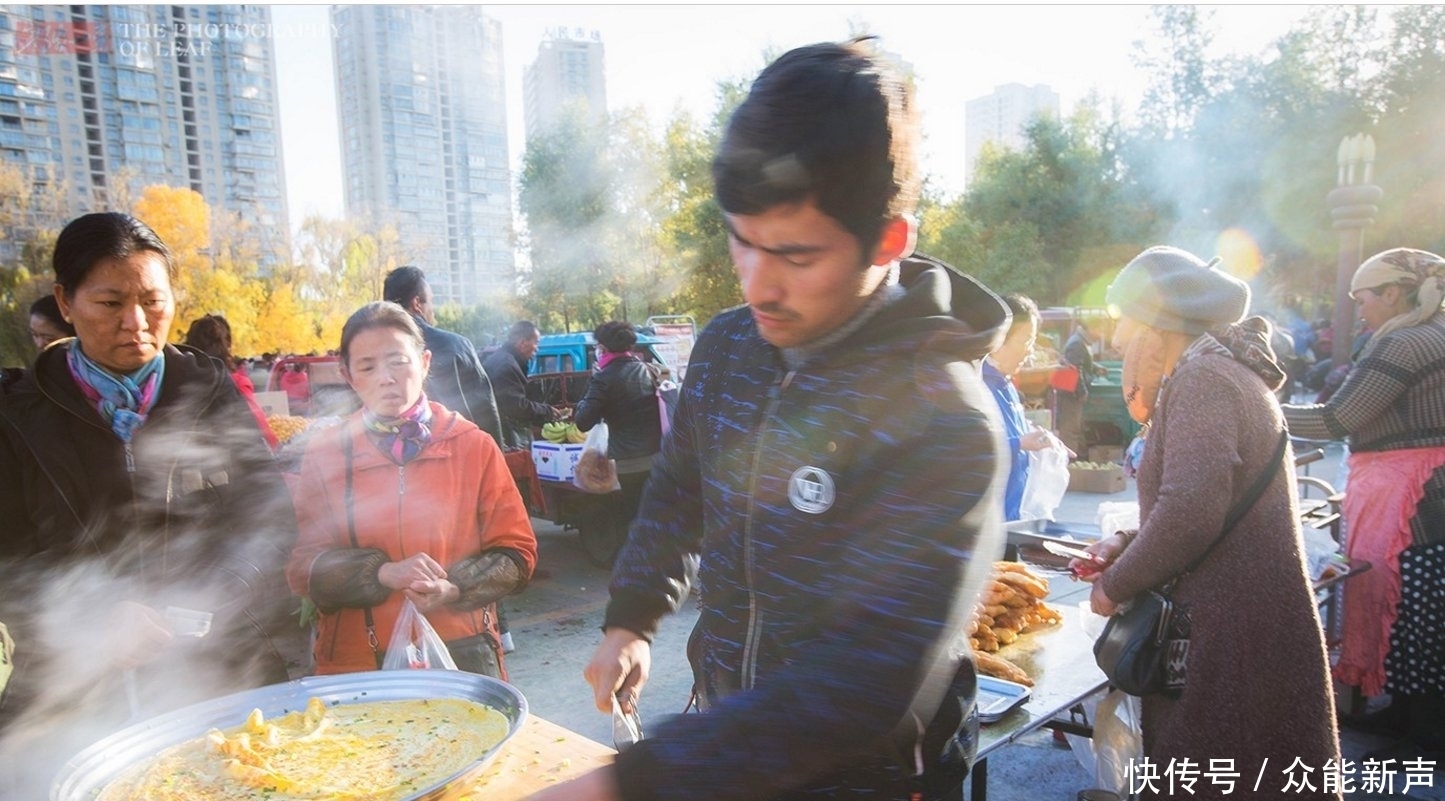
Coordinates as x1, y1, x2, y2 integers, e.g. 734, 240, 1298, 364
1063, 329, 1095, 398
415, 316, 503, 445
0, 343, 298, 782
574, 355, 662, 471
604, 255, 1010, 801
482, 344, 557, 451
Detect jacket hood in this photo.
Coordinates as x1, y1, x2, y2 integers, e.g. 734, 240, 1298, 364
831, 253, 1010, 366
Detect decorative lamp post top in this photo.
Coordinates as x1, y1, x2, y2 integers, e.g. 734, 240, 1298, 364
1337, 133, 1376, 186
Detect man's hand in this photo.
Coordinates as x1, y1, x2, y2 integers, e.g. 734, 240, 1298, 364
584, 628, 651, 715
379, 553, 446, 590
1019, 428, 1052, 452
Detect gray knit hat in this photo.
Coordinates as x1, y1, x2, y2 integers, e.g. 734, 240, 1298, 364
1106, 246, 1250, 335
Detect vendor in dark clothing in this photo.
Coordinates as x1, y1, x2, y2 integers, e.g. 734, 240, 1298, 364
572, 321, 664, 563
482, 321, 567, 451
525, 38, 1007, 801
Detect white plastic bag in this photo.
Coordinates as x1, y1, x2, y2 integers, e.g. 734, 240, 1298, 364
1091, 689, 1143, 794
1095, 501, 1140, 540
573, 421, 621, 493
1019, 440, 1071, 521
381, 599, 457, 671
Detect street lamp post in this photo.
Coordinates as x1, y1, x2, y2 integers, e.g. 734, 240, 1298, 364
1325, 134, 1384, 369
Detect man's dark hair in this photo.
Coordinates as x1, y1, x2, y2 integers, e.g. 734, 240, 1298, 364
1002, 293, 1039, 331
507, 320, 541, 344
712, 37, 919, 254
593, 320, 637, 354
383, 265, 428, 307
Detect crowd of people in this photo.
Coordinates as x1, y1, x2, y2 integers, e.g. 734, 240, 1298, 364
0, 34, 1439, 801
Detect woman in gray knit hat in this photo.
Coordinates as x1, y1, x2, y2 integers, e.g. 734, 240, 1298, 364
1283, 248, 1445, 761
1070, 246, 1341, 799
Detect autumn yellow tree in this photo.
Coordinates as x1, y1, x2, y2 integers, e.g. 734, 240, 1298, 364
132, 185, 298, 352
253, 281, 328, 356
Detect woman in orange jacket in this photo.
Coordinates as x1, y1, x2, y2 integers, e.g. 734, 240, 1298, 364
286, 301, 538, 677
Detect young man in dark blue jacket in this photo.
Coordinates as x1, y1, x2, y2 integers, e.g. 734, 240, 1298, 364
528, 38, 1009, 801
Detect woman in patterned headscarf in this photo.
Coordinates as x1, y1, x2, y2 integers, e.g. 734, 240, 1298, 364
1284, 248, 1445, 761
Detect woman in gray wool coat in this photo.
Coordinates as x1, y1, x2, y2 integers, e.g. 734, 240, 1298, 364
1072, 246, 1340, 800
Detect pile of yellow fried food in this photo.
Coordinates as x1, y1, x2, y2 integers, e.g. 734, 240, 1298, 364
98, 696, 509, 801
969, 561, 1062, 687
266, 414, 312, 444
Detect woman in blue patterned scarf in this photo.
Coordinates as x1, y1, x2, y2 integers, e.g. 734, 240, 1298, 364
0, 213, 301, 796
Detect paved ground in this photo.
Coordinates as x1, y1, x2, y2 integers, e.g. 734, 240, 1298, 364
500, 439, 1443, 799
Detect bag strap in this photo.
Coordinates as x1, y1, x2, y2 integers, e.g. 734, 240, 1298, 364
342, 427, 383, 669
1181, 430, 1290, 576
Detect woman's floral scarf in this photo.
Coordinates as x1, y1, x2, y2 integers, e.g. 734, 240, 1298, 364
362, 393, 433, 464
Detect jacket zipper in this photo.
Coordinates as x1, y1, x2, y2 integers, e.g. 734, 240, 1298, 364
740, 368, 795, 690
396, 463, 407, 557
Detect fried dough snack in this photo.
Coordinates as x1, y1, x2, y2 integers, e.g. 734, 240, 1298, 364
975, 651, 1033, 687
966, 561, 1063, 685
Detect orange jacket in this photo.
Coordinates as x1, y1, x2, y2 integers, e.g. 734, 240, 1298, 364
286, 403, 537, 674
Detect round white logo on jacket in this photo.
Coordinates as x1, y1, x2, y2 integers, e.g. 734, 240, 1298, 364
788, 466, 835, 514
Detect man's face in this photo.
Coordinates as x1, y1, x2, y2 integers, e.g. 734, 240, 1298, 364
413, 282, 436, 325
516, 333, 541, 361
991, 318, 1038, 376
725, 200, 899, 349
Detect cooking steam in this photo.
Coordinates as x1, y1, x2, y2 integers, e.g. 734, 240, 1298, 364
0, 410, 303, 798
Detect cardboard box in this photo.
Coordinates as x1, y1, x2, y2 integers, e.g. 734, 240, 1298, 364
252, 391, 291, 417
1068, 463, 1127, 493
1088, 445, 1125, 464
532, 442, 586, 481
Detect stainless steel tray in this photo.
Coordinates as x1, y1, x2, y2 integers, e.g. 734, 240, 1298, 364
52, 670, 528, 801
977, 675, 1032, 723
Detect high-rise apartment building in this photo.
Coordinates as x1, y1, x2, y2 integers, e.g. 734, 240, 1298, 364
522, 29, 606, 143
0, 4, 289, 254
964, 83, 1059, 186
332, 5, 513, 307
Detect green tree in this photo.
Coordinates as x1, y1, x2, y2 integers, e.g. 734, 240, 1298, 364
518, 102, 618, 331
961, 102, 1152, 307
1370, 4, 1445, 256
1133, 5, 1222, 138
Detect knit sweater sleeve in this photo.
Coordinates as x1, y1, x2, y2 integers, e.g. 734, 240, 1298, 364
1283, 331, 1416, 442
1101, 361, 1250, 603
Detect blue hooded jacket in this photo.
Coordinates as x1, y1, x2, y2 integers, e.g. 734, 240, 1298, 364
981, 360, 1030, 521
604, 255, 1010, 800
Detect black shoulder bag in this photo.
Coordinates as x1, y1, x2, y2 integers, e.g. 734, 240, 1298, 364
1093, 430, 1289, 697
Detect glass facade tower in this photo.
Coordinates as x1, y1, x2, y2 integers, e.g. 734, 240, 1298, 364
0, 4, 289, 257
332, 5, 513, 307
